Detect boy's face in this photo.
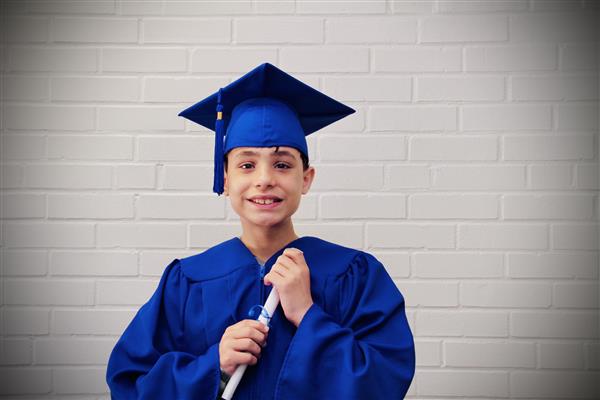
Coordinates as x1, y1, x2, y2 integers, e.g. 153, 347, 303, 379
223, 146, 315, 229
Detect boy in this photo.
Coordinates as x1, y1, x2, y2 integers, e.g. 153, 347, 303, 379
106, 63, 415, 399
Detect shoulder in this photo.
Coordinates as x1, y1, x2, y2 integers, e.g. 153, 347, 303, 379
177, 237, 255, 282
301, 236, 378, 278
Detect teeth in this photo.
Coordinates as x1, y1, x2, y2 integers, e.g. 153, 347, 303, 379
252, 199, 275, 205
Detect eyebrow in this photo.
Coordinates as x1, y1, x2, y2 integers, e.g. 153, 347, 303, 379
233, 149, 297, 159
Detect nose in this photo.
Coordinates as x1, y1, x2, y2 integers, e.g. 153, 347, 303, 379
255, 164, 275, 189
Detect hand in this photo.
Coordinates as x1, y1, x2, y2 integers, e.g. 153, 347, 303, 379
263, 248, 313, 327
219, 319, 269, 376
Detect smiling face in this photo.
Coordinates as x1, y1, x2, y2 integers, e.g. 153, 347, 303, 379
223, 146, 315, 230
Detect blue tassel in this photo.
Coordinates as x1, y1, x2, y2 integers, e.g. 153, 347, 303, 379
213, 88, 225, 195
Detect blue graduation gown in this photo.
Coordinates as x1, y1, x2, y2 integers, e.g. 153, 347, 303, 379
106, 236, 415, 399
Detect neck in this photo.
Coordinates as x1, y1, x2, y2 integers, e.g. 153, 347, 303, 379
239, 220, 299, 264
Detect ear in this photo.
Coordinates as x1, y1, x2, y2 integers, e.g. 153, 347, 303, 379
223, 169, 229, 196
301, 166, 315, 195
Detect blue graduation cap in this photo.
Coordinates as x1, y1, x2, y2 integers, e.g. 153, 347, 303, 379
178, 62, 355, 195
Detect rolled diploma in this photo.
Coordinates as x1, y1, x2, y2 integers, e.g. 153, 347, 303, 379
221, 288, 280, 400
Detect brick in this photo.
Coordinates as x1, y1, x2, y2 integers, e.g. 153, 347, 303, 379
390, 0, 435, 13
120, 1, 162, 15
504, 194, 594, 220
388, 165, 430, 189
52, 310, 137, 335
164, 1, 252, 15
417, 370, 508, 397
373, 46, 461, 72
3, 308, 49, 335
326, 17, 416, 43
415, 340, 441, 367
319, 135, 406, 161
505, 135, 594, 160
0, 339, 32, 365
1, 135, 46, 160
433, 165, 526, 190
3, 16, 49, 42
368, 223, 455, 249
290, 194, 318, 220
53, 368, 109, 394
144, 77, 230, 103
280, 46, 369, 72
2, 222, 95, 248
0, 368, 51, 395
416, 310, 508, 337
511, 371, 597, 398
189, 224, 244, 248
4, 279, 94, 305
1, 164, 24, 189
554, 283, 599, 309
236, 18, 323, 43
371, 252, 410, 278
557, 104, 598, 131
137, 194, 226, 219
417, 75, 504, 101
143, 18, 230, 43
116, 164, 156, 189
322, 76, 411, 102
53, 17, 138, 43
584, 343, 599, 370
531, 0, 584, 11
4, 105, 95, 131
296, 0, 386, 14
511, 74, 598, 101
48, 135, 133, 160
465, 45, 556, 71
395, 282, 458, 307
461, 282, 551, 307
421, 15, 507, 42
512, 311, 598, 339
310, 165, 384, 191
97, 223, 186, 249
539, 343, 584, 369
411, 136, 497, 161
162, 165, 213, 190
102, 48, 187, 72
1, 250, 47, 276
508, 253, 598, 279
464, 104, 552, 131
96, 279, 159, 305
410, 194, 498, 219
20, 0, 115, 14
511, 13, 597, 43
254, 0, 295, 13
293, 224, 364, 250
138, 136, 213, 161
414, 252, 503, 278
369, 106, 456, 132
553, 224, 598, 250
51, 76, 139, 102
191, 48, 278, 73
48, 194, 134, 219
459, 223, 547, 250
445, 341, 535, 367
438, 0, 528, 13
1, 193, 46, 219
7, 47, 97, 72
50, 251, 138, 276
560, 44, 598, 71
24, 164, 112, 189
321, 194, 406, 219
2, 75, 48, 101
140, 252, 188, 276
576, 163, 598, 189
98, 106, 184, 131
530, 164, 573, 190
35, 339, 115, 365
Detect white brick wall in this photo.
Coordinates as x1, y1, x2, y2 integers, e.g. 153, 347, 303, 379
0, 1, 598, 398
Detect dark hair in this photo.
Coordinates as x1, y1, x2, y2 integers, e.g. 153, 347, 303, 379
224, 146, 310, 172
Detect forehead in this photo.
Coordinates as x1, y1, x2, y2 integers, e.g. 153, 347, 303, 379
228, 146, 301, 159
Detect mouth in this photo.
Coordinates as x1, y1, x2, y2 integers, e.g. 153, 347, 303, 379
247, 197, 283, 208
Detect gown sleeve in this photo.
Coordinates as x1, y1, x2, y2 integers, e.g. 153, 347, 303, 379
274, 251, 415, 400
106, 259, 221, 400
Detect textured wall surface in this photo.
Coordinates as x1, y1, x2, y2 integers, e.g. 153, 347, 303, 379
1, 0, 598, 398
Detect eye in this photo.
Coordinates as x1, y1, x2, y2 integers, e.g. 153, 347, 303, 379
274, 162, 291, 169
239, 162, 254, 169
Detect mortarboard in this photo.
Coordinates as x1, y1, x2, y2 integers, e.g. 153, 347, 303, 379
177, 62, 355, 195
